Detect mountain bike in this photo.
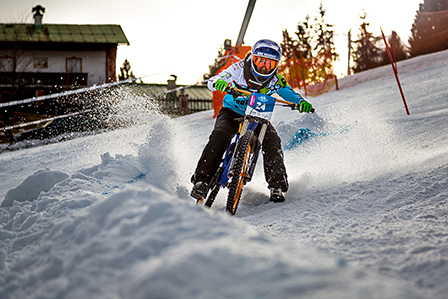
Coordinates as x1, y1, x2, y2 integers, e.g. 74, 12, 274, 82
197, 87, 314, 215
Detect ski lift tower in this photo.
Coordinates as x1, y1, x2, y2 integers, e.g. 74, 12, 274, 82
212, 0, 256, 117
236, 0, 256, 46
222, 0, 255, 56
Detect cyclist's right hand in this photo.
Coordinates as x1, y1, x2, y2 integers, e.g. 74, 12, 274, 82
214, 79, 228, 92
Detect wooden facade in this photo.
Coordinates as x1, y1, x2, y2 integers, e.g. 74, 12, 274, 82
0, 8, 129, 104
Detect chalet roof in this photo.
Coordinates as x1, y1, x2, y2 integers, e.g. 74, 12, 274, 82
0, 24, 129, 45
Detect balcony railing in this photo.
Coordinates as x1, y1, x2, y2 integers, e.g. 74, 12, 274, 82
0, 72, 88, 88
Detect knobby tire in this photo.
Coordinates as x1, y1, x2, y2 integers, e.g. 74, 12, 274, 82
204, 185, 220, 208
226, 132, 253, 215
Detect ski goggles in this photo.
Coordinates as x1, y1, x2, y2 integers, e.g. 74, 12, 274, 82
253, 56, 279, 72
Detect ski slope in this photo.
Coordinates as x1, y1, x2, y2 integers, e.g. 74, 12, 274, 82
1, 50, 448, 299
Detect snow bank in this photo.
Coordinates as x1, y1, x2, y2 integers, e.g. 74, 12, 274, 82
1, 49, 448, 299
1, 169, 69, 207
0, 154, 418, 299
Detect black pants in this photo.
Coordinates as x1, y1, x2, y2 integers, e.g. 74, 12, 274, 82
192, 108, 289, 192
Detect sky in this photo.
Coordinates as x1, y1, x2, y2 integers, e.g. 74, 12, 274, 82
2, 0, 424, 84
1, 49, 448, 298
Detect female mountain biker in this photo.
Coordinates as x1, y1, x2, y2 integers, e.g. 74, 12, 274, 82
191, 39, 313, 203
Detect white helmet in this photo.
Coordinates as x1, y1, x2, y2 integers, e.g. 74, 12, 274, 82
251, 39, 281, 83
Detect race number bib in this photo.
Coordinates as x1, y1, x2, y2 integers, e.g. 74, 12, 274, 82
245, 93, 277, 120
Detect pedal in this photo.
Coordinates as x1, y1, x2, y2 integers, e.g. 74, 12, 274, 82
191, 182, 209, 203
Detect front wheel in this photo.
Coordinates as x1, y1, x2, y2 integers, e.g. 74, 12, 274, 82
204, 184, 220, 208
226, 132, 253, 215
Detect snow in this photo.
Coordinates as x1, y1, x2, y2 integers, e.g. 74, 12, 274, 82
1, 50, 448, 299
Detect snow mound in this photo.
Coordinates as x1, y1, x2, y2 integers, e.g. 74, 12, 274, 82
0, 164, 419, 299
1, 169, 69, 207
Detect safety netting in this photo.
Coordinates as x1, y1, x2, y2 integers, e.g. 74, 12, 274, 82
277, 46, 337, 97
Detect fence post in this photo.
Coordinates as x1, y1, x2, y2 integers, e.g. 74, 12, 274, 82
179, 90, 189, 114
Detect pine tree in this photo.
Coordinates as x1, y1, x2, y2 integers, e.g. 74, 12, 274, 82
281, 29, 299, 61
312, 2, 338, 82
203, 45, 225, 82
382, 31, 408, 64
419, 0, 447, 11
408, 0, 448, 57
280, 2, 338, 84
313, 2, 338, 61
118, 59, 135, 81
295, 15, 313, 59
352, 12, 385, 73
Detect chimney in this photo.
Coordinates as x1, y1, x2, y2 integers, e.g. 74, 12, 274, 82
32, 5, 46, 27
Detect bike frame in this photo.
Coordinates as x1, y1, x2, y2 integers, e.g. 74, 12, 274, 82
204, 90, 276, 210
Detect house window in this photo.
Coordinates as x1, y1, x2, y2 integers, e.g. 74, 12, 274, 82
0, 57, 14, 72
34, 57, 48, 69
66, 57, 82, 73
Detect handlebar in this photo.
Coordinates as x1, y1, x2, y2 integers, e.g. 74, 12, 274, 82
282, 103, 315, 113
226, 86, 315, 113
226, 86, 251, 97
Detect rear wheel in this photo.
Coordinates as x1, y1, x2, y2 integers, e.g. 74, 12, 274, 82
226, 132, 253, 215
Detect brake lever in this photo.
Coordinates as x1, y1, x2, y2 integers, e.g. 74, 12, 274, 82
227, 87, 242, 97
